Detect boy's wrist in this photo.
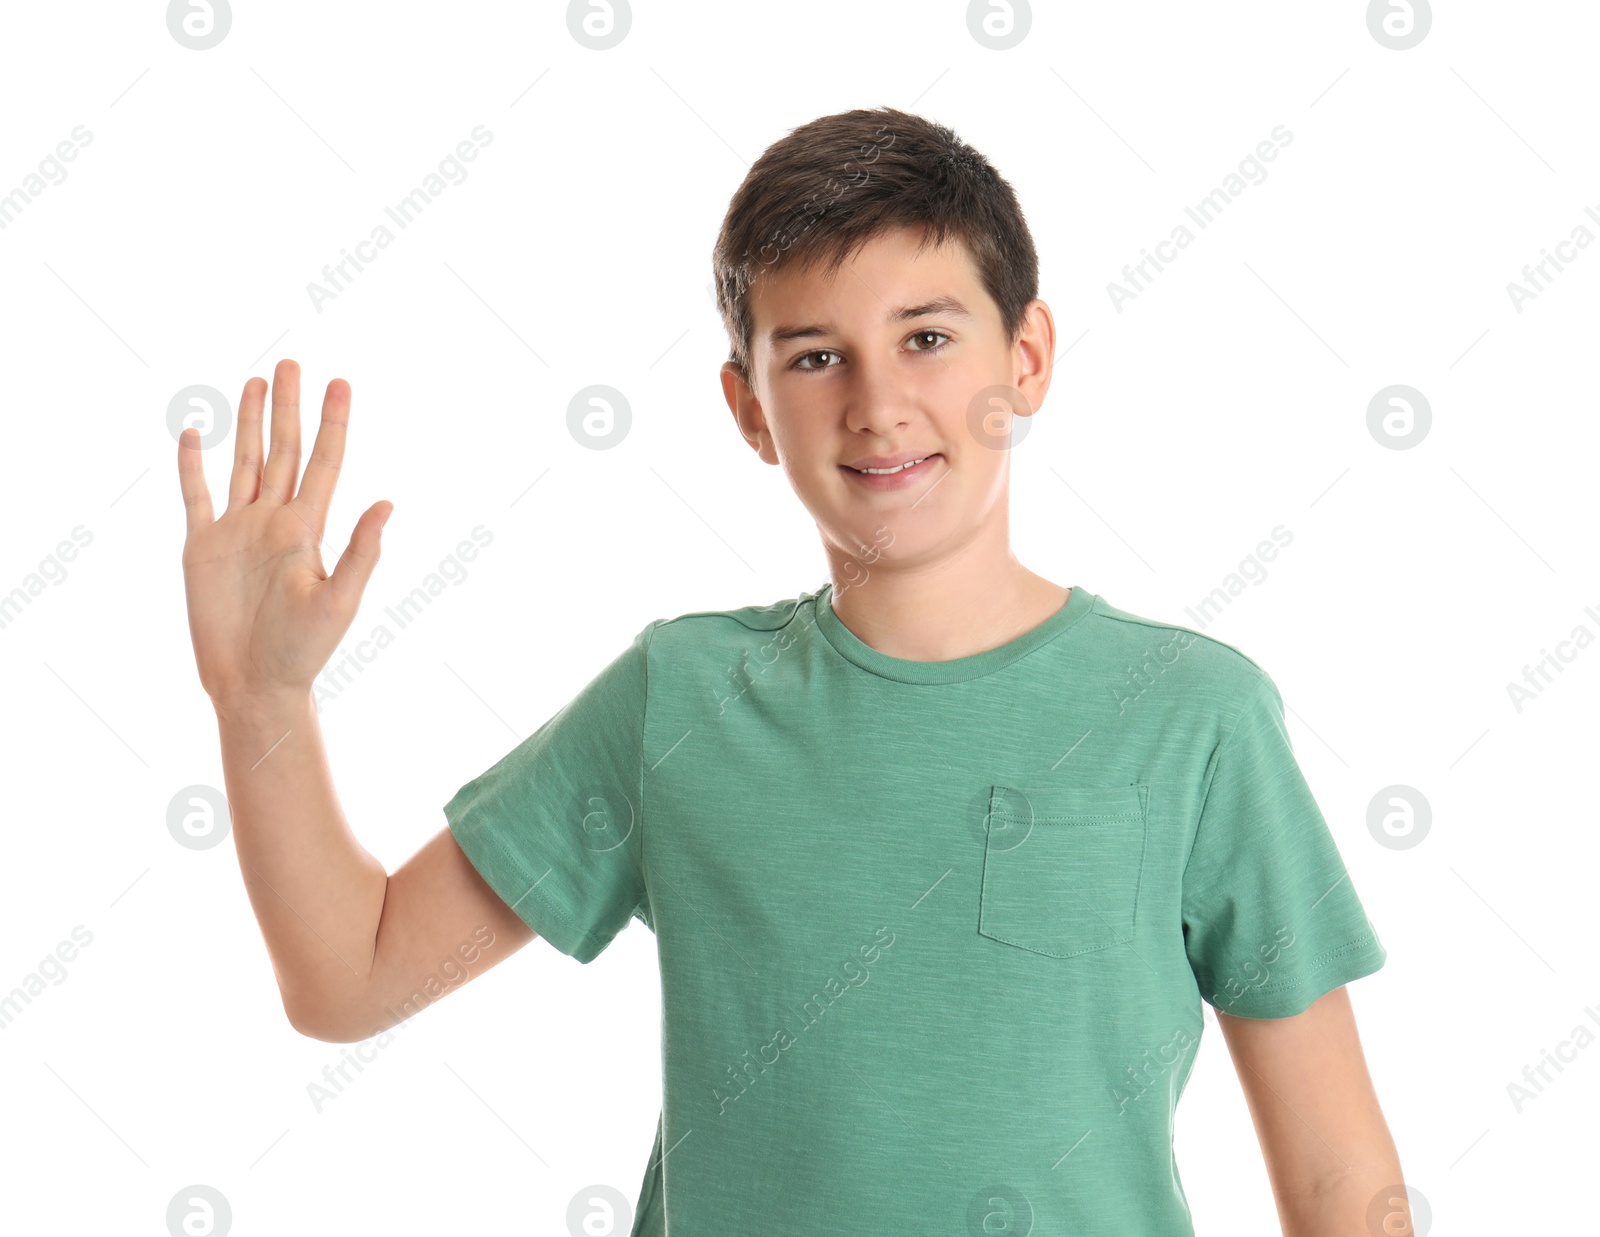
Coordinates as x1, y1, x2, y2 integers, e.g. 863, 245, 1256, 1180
211, 686, 315, 728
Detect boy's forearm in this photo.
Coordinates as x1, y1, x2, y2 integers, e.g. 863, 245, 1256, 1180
214, 691, 388, 1037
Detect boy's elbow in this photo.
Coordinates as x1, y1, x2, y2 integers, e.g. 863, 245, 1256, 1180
288, 1014, 352, 1043
282, 993, 359, 1043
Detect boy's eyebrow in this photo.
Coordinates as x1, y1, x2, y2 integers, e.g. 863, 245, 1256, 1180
766, 296, 972, 347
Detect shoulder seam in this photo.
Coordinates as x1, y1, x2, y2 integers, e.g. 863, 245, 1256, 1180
1091, 602, 1269, 678
651, 592, 816, 634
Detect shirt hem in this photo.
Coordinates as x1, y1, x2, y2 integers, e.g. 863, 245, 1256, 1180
446, 814, 611, 964
1207, 932, 1387, 1019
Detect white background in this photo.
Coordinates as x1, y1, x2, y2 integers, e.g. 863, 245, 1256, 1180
1, 1, 1594, 1233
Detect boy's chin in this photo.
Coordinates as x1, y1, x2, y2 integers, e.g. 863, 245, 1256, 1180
820, 518, 945, 565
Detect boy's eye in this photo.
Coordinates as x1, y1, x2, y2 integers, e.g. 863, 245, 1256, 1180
790, 330, 952, 371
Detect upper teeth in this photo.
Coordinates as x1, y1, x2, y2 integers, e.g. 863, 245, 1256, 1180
856, 456, 931, 475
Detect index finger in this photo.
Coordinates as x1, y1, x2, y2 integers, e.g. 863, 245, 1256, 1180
294, 378, 352, 536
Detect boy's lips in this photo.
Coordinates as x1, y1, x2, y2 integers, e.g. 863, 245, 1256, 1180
839, 453, 943, 490
844, 450, 938, 471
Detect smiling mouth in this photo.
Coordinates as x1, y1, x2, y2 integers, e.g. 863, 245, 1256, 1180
843, 454, 942, 475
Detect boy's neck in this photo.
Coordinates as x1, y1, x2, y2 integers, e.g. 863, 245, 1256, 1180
823, 547, 1071, 663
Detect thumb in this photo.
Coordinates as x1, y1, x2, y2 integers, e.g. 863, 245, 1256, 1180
329, 501, 392, 613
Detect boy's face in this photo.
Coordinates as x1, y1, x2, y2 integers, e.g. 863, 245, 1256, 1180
721, 225, 1053, 582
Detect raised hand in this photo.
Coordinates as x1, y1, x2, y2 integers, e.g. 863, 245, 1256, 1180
177, 358, 392, 713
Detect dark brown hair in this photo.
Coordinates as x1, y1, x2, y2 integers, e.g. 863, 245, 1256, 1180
712, 106, 1040, 388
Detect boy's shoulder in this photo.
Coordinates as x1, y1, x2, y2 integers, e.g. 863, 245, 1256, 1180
648, 585, 823, 638
636, 587, 823, 671
1084, 590, 1274, 697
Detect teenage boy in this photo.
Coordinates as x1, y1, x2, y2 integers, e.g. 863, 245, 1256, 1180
178, 106, 1409, 1235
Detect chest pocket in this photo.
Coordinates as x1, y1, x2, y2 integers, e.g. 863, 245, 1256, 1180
978, 782, 1150, 958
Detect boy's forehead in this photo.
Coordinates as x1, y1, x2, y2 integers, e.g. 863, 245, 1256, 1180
750, 231, 986, 345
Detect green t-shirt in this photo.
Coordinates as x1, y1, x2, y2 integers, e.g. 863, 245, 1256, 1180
444, 581, 1386, 1235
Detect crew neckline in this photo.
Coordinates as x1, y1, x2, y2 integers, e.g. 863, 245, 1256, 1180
808, 580, 1095, 684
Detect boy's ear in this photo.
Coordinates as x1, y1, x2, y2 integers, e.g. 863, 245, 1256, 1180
1010, 298, 1055, 417
721, 362, 778, 464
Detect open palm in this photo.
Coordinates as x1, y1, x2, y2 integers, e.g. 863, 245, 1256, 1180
178, 359, 392, 712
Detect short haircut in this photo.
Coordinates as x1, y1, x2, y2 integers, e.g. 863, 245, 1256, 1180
712, 105, 1041, 388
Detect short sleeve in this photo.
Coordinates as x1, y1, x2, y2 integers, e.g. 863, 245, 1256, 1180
1181, 671, 1386, 1018
444, 622, 656, 964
